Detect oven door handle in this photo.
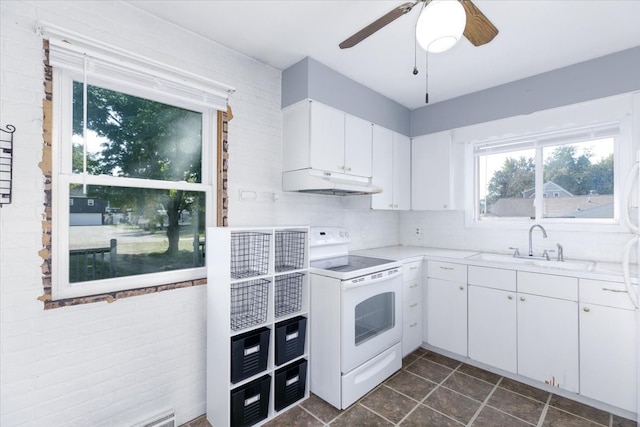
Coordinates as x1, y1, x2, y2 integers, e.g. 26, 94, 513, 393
342, 269, 402, 288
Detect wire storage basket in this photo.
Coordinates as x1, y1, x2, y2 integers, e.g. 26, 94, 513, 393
274, 230, 306, 272
230, 232, 271, 279
230, 278, 270, 331
274, 272, 304, 318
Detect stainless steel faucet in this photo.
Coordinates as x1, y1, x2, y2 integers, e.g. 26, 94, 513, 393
528, 224, 547, 256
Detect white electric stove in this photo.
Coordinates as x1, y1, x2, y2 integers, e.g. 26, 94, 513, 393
309, 227, 403, 409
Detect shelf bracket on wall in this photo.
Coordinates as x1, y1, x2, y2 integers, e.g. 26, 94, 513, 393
0, 124, 16, 206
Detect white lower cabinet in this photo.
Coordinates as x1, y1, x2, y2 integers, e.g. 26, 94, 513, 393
420, 256, 637, 414
468, 286, 517, 373
516, 272, 579, 393
402, 260, 423, 356
579, 279, 637, 412
468, 266, 517, 373
426, 261, 467, 356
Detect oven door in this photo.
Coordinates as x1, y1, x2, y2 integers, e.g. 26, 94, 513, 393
341, 268, 403, 373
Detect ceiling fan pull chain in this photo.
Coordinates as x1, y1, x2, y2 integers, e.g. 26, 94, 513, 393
425, 52, 429, 104
412, 2, 423, 76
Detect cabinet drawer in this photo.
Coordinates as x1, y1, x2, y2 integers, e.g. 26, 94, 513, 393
517, 272, 578, 301
403, 318, 422, 354
580, 279, 638, 309
468, 266, 516, 292
404, 280, 421, 302
428, 261, 466, 282
403, 260, 423, 281
404, 298, 421, 321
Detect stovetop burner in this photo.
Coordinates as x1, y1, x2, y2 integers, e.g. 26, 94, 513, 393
311, 255, 396, 273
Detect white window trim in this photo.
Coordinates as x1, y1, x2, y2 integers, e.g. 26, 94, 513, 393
461, 93, 636, 233
47, 27, 230, 300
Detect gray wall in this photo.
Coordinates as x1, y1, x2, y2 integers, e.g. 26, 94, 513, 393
412, 46, 640, 135
282, 57, 411, 135
282, 47, 640, 138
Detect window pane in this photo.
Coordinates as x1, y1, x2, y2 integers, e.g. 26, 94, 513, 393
68, 184, 205, 283
72, 82, 203, 182
478, 149, 536, 220
542, 138, 614, 219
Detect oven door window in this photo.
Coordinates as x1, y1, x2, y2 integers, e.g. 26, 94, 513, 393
354, 292, 395, 346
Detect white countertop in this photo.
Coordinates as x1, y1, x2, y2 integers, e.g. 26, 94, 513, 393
355, 245, 637, 284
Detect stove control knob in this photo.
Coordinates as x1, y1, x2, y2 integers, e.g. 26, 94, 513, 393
340, 231, 345, 237
345, 231, 349, 238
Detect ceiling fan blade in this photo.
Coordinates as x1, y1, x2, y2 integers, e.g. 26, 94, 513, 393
339, 2, 418, 49
460, 0, 498, 46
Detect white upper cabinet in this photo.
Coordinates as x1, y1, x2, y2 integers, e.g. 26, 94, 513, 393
309, 101, 345, 173
412, 131, 453, 210
344, 114, 373, 177
283, 100, 372, 178
393, 134, 411, 209
371, 125, 410, 210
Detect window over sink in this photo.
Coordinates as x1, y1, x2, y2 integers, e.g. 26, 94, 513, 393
461, 93, 635, 230
474, 123, 617, 222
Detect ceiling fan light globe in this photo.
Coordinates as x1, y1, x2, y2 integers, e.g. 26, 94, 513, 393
416, 0, 467, 53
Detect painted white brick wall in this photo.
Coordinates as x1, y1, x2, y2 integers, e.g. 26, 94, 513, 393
0, 1, 396, 426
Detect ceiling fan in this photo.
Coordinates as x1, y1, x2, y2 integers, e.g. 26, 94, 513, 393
339, 0, 498, 52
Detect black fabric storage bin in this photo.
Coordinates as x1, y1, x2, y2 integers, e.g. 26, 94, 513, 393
231, 327, 270, 383
275, 316, 307, 366
230, 375, 271, 427
274, 359, 307, 411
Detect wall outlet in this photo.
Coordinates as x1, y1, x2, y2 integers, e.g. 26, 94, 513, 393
414, 226, 422, 236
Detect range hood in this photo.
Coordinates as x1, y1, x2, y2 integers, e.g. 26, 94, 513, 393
283, 169, 382, 196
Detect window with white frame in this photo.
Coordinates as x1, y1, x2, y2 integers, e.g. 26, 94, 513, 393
472, 122, 618, 223
44, 25, 234, 299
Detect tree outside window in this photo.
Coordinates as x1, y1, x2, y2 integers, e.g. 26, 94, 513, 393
68, 82, 207, 283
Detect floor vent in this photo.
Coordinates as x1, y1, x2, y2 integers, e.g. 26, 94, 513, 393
132, 410, 176, 427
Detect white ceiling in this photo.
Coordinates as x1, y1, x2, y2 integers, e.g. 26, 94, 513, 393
125, 0, 640, 110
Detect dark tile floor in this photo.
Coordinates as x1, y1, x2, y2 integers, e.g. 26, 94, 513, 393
182, 348, 636, 427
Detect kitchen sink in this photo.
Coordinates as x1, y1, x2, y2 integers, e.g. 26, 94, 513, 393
466, 252, 596, 272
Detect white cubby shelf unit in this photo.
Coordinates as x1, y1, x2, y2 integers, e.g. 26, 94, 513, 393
206, 226, 310, 427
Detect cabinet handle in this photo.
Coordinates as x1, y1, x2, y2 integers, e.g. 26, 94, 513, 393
389, 204, 393, 208
409, 283, 418, 288
520, 296, 526, 301
583, 307, 591, 312
459, 286, 464, 291
345, 166, 352, 172
440, 266, 454, 270
409, 322, 418, 327
393, 204, 398, 208
409, 266, 418, 270
602, 287, 626, 293
410, 303, 418, 308
507, 295, 513, 300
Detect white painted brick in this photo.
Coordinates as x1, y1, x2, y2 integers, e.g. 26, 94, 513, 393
0, 1, 391, 426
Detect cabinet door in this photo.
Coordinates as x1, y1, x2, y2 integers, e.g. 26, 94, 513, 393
310, 102, 345, 173
344, 114, 372, 177
517, 294, 579, 392
412, 131, 451, 210
580, 303, 637, 412
371, 125, 394, 209
468, 286, 517, 373
426, 278, 467, 356
392, 133, 411, 210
